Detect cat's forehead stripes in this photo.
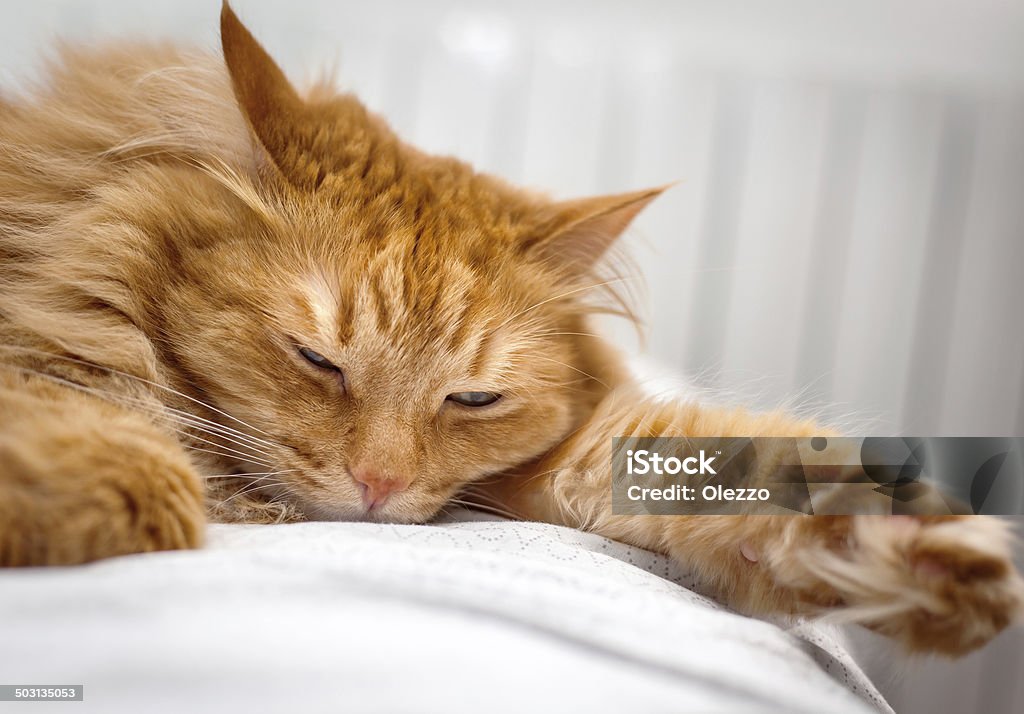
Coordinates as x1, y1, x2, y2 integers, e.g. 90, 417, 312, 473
303, 272, 341, 343
357, 253, 488, 360
299, 251, 512, 380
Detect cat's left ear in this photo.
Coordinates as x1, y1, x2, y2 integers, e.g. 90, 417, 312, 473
528, 186, 669, 272
220, 2, 317, 188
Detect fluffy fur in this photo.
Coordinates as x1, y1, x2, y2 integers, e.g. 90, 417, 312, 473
0, 3, 1020, 658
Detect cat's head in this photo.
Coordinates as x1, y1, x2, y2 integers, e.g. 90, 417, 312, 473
150, 4, 664, 522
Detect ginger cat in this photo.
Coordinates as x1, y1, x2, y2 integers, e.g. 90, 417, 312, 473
1, 3, 1020, 657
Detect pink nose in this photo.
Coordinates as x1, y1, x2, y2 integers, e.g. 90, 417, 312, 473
350, 467, 409, 510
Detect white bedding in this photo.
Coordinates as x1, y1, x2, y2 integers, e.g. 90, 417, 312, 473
0, 510, 891, 713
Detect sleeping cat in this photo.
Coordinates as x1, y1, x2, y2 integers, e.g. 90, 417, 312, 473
1, 2, 1020, 657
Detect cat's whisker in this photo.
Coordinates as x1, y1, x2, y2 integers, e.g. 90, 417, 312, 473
141, 392, 282, 450
0, 345, 280, 441
52, 380, 279, 462
0, 364, 264, 464
528, 354, 611, 390
221, 475, 292, 504
510, 467, 563, 492
492, 277, 638, 333
226, 470, 297, 485
452, 486, 525, 514
237, 483, 301, 509
204, 471, 279, 479
203, 470, 300, 492
169, 429, 277, 465
174, 415, 281, 455
154, 409, 278, 455
267, 488, 302, 512
447, 497, 520, 521
185, 446, 275, 469
130, 401, 278, 450
532, 331, 605, 340
466, 473, 514, 487
112, 397, 279, 464
170, 422, 277, 459
2, 346, 288, 456
456, 485, 514, 504
451, 493, 510, 513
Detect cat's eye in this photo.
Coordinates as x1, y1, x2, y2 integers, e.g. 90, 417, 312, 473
447, 392, 501, 407
298, 346, 340, 372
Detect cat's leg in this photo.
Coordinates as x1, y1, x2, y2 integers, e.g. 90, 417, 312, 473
0, 370, 204, 566
479, 387, 1024, 656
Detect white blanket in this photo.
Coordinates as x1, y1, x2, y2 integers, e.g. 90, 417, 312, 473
0, 510, 891, 713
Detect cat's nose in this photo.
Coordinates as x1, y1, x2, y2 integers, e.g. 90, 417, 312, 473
350, 467, 410, 510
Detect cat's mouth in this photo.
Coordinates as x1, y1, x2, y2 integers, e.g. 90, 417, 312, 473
242, 464, 436, 525
294, 495, 431, 525
222, 438, 440, 524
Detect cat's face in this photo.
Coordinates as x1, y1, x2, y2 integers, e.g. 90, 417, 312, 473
163, 200, 597, 522
145, 6, 662, 522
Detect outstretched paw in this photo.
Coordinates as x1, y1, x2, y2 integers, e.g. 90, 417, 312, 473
810, 516, 1024, 656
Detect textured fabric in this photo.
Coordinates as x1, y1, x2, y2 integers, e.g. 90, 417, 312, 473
0, 510, 891, 713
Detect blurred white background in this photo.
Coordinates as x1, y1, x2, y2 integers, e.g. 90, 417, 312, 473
1, 1, 1022, 712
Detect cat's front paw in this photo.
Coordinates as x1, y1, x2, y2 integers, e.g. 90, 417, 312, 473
0, 418, 205, 566
811, 516, 1024, 655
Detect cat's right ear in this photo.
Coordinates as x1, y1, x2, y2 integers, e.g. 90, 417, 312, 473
220, 2, 315, 188
524, 186, 669, 275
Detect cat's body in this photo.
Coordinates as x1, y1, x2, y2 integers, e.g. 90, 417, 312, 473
1, 3, 1021, 658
